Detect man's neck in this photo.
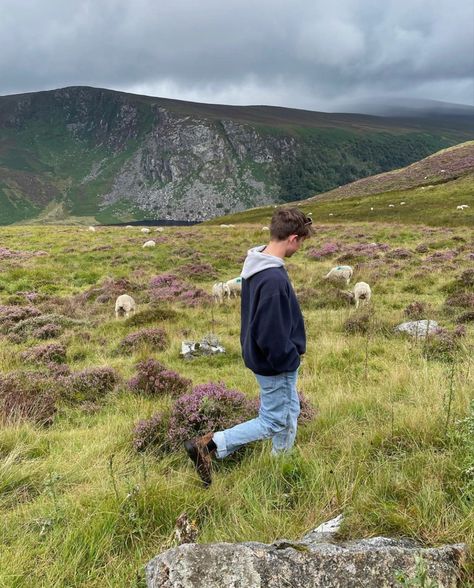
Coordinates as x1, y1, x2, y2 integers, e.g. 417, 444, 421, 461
262, 240, 286, 259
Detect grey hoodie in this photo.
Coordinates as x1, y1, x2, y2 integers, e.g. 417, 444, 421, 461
241, 245, 284, 279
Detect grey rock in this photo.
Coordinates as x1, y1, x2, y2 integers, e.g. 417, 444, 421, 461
146, 536, 466, 587
395, 319, 439, 337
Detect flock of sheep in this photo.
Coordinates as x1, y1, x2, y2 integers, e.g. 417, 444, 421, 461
95, 225, 372, 318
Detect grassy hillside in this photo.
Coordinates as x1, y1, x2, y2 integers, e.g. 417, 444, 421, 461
0, 220, 472, 586
206, 142, 474, 228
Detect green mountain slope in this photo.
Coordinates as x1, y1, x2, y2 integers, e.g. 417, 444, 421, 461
0, 86, 473, 225
206, 141, 474, 227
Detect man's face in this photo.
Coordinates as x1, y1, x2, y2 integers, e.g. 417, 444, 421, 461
284, 234, 304, 257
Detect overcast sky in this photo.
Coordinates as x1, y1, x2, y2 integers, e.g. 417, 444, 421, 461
1, 0, 473, 112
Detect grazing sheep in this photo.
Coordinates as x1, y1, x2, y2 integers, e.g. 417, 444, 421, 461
212, 282, 230, 304
225, 277, 242, 298
261, 226, 269, 231
155, 227, 164, 232
88, 226, 96, 232
353, 281, 372, 309
324, 265, 354, 286
400, 201, 406, 205
388, 204, 395, 208
457, 205, 469, 210
115, 294, 136, 318
141, 227, 151, 233
126, 225, 134, 229
143, 240, 156, 248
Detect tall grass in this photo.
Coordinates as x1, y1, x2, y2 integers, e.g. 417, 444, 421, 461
0, 221, 472, 586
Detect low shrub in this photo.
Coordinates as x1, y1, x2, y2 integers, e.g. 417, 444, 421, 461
179, 262, 218, 280
124, 307, 177, 327
150, 273, 211, 306
8, 314, 84, 341
403, 301, 429, 320
307, 242, 340, 260
422, 326, 466, 362
128, 359, 192, 397
119, 328, 168, 352
343, 311, 372, 334
132, 413, 167, 452
63, 366, 120, 404
0, 372, 57, 425
168, 382, 254, 448
20, 343, 67, 364
32, 323, 63, 340
456, 311, 474, 324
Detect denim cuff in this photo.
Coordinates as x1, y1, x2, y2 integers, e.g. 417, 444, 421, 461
212, 431, 227, 459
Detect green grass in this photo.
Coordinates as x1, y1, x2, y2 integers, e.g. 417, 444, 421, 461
0, 221, 472, 586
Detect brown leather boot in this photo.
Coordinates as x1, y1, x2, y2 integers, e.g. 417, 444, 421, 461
184, 432, 215, 487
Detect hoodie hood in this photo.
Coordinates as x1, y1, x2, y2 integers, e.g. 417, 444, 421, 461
241, 245, 285, 279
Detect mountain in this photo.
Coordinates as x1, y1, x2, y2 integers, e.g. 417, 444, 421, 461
205, 141, 474, 227
0, 86, 473, 225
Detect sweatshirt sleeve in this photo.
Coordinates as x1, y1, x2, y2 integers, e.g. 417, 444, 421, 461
252, 288, 300, 372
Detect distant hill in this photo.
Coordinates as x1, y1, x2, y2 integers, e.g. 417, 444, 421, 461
206, 141, 474, 227
0, 86, 473, 225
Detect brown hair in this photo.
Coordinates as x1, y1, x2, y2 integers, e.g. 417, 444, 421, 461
269, 207, 314, 240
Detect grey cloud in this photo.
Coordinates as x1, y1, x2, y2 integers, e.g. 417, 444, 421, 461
0, 0, 472, 110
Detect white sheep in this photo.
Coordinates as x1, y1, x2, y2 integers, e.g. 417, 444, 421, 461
353, 281, 372, 309
88, 226, 96, 232
261, 226, 269, 231
225, 277, 242, 298
400, 201, 406, 205
125, 225, 134, 229
143, 240, 156, 248
324, 265, 353, 286
457, 205, 469, 210
115, 294, 136, 318
155, 227, 164, 232
212, 282, 230, 304
141, 227, 151, 233
388, 204, 395, 208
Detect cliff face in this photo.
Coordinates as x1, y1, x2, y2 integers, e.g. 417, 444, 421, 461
0, 86, 472, 224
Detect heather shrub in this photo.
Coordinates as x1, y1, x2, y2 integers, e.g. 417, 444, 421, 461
456, 311, 474, 324
415, 243, 429, 253
425, 250, 457, 263
132, 413, 167, 453
307, 241, 340, 260
124, 306, 177, 327
385, 248, 413, 260
32, 323, 63, 340
128, 359, 192, 397
168, 382, 254, 448
62, 367, 120, 404
343, 311, 374, 334
20, 343, 67, 364
118, 328, 168, 352
457, 268, 474, 288
78, 277, 137, 303
0, 372, 57, 425
179, 262, 218, 280
422, 326, 466, 362
297, 283, 351, 310
403, 301, 429, 320
8, 314, 84, 341
0, 305, 42, 333
444, 292, 474, 310
150, 273, 211, 306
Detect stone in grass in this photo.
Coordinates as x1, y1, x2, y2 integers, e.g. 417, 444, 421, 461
180, 334, 225, 360
146, 516, 466, 588
395, 320, 439, 338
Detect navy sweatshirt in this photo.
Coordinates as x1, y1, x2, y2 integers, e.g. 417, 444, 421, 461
240, 248, 306, 376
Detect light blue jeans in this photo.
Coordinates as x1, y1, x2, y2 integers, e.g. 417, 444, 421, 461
213, 370, 300, 459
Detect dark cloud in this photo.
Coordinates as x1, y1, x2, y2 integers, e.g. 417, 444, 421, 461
1, 0, 473, 111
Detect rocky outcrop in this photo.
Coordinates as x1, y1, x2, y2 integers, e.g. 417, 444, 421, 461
146, 521, 466, 588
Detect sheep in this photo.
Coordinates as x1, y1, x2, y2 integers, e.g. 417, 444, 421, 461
457, 205, 469, 210
353, 281, 372, 309
88, 226, 96, 232
261, 226, 269, 231
212, 282, 230, 304
125, 225, 134, 229
155, 227, 164, 232
141, 227, 150, 233
370, 207, 374, 211
225, 277, 242, 298
388, 204, 395, 208
115, 294, 136, 318
143, 240, 156, 248
324, 265, 353, 286
400, 201, 406, 205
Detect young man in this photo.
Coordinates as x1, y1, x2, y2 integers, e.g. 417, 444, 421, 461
185, 207, 314, 486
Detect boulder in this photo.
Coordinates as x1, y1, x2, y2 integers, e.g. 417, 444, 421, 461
146, 521, 466, 587
395, 319, 439, 338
